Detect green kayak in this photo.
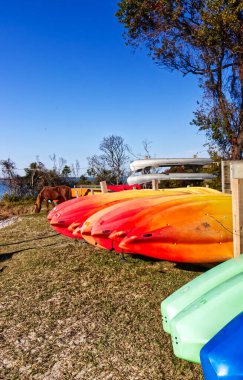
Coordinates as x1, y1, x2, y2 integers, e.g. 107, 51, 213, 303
170, 272, 243, 363
161, 254, 243, 334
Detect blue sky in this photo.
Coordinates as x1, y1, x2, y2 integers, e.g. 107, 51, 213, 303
0, 0, 208, 175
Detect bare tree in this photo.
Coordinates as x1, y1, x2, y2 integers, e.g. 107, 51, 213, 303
71, 160, 81, 178
58, 157, 67, 174
127, 139, 153, 160
49, 153, 57, 172
87, 135, 129, 184
49, 154, 67, 175
87, 154, 114, 184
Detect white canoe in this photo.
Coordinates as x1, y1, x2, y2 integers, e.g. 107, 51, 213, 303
127, 173, 216, 185
130, 158, 212, 172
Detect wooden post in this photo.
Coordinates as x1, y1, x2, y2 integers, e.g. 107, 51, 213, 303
152, 179, 159, 190
100, 181, 108, 193
221, 161, 231, 193
231, 162, 243, 257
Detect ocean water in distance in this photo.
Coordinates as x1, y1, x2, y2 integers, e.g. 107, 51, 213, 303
0, 181, 8, 199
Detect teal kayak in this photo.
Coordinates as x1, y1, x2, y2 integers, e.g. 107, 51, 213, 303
170, 272, 243, 363
161, 255, 243, 334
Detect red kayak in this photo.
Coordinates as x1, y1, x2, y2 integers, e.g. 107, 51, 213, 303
49, 189, 178, 238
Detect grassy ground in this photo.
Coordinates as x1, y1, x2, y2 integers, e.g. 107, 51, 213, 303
0, 211, 205, 380
0, 198, 34, 220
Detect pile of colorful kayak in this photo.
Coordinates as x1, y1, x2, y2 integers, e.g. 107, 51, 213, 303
161, 255, 243, 378
48, 187, 234, 264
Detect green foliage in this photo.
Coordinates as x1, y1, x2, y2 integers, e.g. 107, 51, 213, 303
23, 161, 70, 195
116, 0, 243, 159
77, 175, 92, 185
0, 158, 73, 199
159, 165, 205, 188
203, 149, 223, 191
61, 165, 72, 178
1, 193, 34, 204
191, 99, 239, 159
1, 193, 23, 203
87, 165, 116, 185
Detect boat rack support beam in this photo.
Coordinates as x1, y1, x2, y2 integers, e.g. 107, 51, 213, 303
231, 162, 243, 257
100, 181, 108, 193
152, 179, 159, 190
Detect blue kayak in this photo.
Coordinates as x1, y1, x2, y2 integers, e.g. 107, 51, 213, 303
200, 312, 243, 379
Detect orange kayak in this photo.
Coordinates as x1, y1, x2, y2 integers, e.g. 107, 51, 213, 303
80, 195, 170, 247
118, 194, 233, 263
85, 194, 196, 250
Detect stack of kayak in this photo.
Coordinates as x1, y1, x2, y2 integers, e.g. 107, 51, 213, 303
127, 157, 215, 185
161, 255, 243, 378
48, 187, 234, 264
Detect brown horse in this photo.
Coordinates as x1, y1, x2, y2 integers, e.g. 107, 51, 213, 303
34, 185, 72, 213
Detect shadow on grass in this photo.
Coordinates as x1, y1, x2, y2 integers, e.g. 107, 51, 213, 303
0, 242, 58, 262
0, 233, 60, 247
114, 252, 212, 273
126, 253, 162, 263
175, 262, 214, 273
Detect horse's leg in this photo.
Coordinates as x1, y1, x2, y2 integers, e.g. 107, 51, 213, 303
45, 199, 49, 214
51, 201, 56, 208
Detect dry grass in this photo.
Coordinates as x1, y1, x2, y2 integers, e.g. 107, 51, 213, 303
0, 198, 34, 220
0, 212, 205, 379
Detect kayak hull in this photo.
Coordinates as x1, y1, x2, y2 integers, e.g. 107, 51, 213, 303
50, 189, 201, 239
170, 273, 243, 363
161, 255, 243, 334
119, 195, 233, 263
200, 312, 243, 379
